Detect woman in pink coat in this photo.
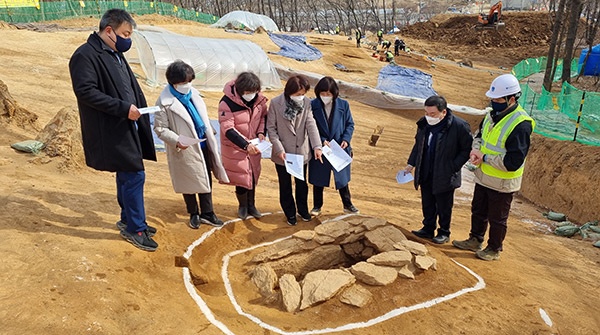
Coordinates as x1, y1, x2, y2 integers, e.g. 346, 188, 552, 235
218, 72, 269, 219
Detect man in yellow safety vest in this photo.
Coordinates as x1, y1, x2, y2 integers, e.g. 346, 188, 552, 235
452, 74, 535, 261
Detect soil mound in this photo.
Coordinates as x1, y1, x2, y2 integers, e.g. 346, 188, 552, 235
402, 12, 551, 48
0, 79, 39, 130
401, 11, 551, 59
35, 106, 85, 170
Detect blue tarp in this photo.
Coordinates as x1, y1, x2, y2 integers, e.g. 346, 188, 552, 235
578, 44, 600, 76
376, 64, 437, 99
268, 33, 322, 61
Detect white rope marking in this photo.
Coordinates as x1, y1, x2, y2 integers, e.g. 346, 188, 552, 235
183, 267, 236, 335
184, 213, 487, 334
539, 308, 553, 327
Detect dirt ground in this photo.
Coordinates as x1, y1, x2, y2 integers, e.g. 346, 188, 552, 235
1, 12, 599, 335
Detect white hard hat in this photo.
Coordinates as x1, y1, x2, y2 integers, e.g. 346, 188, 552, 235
486, 74, 521, 98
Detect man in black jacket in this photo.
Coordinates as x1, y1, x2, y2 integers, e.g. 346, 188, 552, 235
403, 96, 473, 244
69, 9, 158, 251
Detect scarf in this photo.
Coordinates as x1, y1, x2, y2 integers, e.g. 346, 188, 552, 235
283, 98, 303, 121
169, 84, 206, 141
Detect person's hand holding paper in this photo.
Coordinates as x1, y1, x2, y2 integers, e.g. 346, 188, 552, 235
176, 135, 201, 151
396, 170, 414, 184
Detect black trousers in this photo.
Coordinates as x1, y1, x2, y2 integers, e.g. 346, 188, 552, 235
313, 185, 352, 209
275, 163, 309, 218
183, 146, 214, 215
470, 183, 514, 251
420, 180, 455, 237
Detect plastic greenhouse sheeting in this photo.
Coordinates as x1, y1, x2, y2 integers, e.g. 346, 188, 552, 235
376, 64, 437, 100
578, 44, 600, 76
268, 33, 323, 61
274, 63, 485, 116
210, 10, 279, 32
130, 26, 282, 90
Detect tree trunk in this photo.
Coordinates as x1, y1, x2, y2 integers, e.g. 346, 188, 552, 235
543, 0, 567, 92
561, 0, 583, 83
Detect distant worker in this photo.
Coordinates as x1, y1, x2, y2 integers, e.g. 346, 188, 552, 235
385, 50, 394, 62
394, 37, 406, 56
377, 29, 383, 44
453, 74, 535, 261
382, 40, 392, 51
355, 29, 362, 48
335, 25, 340, 35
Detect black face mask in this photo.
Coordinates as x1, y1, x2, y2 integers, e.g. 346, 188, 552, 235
108, 27, 132, 53
490, 100, 508, 113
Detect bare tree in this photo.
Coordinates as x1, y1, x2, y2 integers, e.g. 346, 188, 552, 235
561, 0, 584, 83
543, 0, 567, 92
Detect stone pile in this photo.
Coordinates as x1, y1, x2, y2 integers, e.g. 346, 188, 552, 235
249, 216, 437, 312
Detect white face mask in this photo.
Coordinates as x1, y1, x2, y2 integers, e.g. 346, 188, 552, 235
175, 82, 192, 95
242, 92, 257, 101
320, 96, 333, 105
425, 115, 442, 126
290, 95, 305, 104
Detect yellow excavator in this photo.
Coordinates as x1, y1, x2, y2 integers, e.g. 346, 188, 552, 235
475, 1, 505, 31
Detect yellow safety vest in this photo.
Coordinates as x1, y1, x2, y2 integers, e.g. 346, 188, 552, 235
480, 105, 535, 179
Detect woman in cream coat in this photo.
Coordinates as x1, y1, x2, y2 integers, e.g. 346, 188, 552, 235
154, 60, 229, 229
267, 75, 323, 226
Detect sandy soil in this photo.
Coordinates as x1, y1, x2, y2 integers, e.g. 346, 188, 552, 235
1, 13, 599, 335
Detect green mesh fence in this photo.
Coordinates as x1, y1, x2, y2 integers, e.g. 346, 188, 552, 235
0, 0, 218, 24
512, 57, 600, 146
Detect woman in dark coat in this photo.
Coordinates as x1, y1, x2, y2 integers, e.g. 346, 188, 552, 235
308, 76, 359, 216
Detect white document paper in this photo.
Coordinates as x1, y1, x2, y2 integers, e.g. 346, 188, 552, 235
322, 139, 353, 172
396, 171, 414, 184
139, 106, 161, 114
249, 138, 272, 154
177, 135, 201, 146
285, 153, 304, 181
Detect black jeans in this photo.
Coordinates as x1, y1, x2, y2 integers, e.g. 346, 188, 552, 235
313, 185, 352, 209
275, 163, 309, 218
420, 180, 455, 237
182, 146, 214, 215
470, 183, 514, 251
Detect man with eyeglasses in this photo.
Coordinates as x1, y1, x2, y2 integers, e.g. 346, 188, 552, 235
69, 9, 158, 252
404, 95, 473, 245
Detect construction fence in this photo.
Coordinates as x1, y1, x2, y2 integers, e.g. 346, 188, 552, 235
0, 0, 218, 24
513, 57, 600, 146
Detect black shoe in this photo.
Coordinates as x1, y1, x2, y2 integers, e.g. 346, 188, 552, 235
411, 228, 434, 239
343, 205, 360, 214
432, 234, 450, 244
247, 206, 262, 219
189, 214, 201, 229
299, 213, 312, 222
310, 207, 322, 216
116, 220, 156, 237
200, 212, 224, 227
120, 229, 158, 252
287, 216, 297, 226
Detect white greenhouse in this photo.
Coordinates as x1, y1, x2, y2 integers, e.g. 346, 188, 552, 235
130, 26, 282, 90
210, 10, 279, 32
